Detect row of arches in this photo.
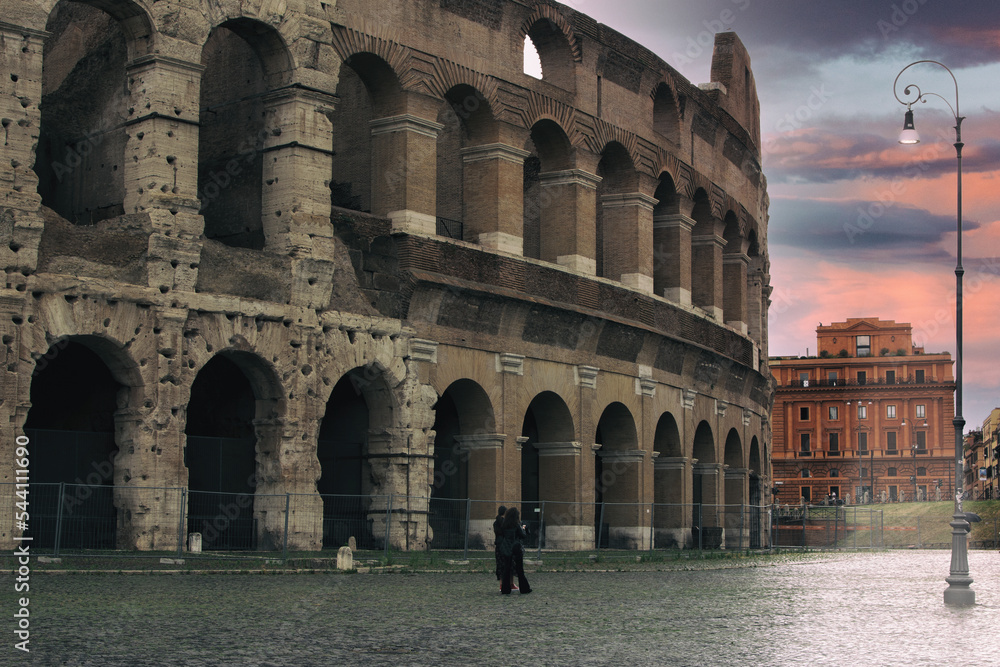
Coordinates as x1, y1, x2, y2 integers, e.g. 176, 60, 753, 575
33, 1, 762, 326
24, 334, 765, 551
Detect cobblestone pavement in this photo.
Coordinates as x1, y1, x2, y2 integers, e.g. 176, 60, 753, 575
0, 551, 997, 666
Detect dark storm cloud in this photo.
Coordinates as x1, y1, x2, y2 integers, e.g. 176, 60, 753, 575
582, 1, 1000, 76
653, 0, 1000, 67
768, 197, 977, 261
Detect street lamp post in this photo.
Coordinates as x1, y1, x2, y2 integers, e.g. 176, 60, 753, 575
893, 60, 974, 606
903, 417, 927, 501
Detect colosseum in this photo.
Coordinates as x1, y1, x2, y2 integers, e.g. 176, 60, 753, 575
1, 0, 773, 553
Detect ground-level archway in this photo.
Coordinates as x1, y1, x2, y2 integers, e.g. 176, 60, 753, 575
520, 391, 584, 549
594, 402, 646, 549
24, 338, 125, 549
428, 379, 499, 549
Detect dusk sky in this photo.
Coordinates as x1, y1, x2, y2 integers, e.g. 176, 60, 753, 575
565, 0, 1000, 431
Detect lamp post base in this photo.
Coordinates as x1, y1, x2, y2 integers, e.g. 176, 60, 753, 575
944, 507, 975, 607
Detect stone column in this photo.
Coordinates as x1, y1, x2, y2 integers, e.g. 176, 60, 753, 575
365, 431, 415, 550
461, 143, 530, 254
260, 86, 339, 307
653, 456, 692, 548
252, 417, 323, 551
454, 433, 505, 545
0, 21, 47, 278
370, 114, 444, 235
538, 169, 602, 274
691, 218, 726, 320
723, 244, 750, 334
600, 192, 657, 292
653, 212, 695, 304
746, 258, 765, 345
123, 55, 206, 293
534, 441, 589, 549
597, 449, 649, 549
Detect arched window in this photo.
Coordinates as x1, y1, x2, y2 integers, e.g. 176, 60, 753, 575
523, 36, 542, 79
830, 469, 840, 478
523, 19, 575, 91
888, 467, 897, 477
800, 469, 811, 478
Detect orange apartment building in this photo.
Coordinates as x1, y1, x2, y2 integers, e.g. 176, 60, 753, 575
967, 408, 1000, 499
770, 318, 957, 505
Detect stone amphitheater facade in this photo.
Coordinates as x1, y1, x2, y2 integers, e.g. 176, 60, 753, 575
1, 0, 774, 551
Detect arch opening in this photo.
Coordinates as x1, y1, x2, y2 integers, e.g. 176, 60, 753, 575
184, 354, 260, 550
317, 365, 394, 550
24, 339, 125, 549
37, 1, 129, 226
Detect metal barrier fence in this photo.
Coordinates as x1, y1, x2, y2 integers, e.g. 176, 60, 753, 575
2, 483, 997, 559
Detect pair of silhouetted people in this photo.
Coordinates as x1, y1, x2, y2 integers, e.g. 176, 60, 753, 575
496, 506, 531, 595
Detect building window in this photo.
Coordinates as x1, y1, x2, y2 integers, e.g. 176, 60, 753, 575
857, 335, 871, 357
799, 372, 810, 387
916, 431, 926, 451
800, 433, 811, 453
915, 369, 925, 383
887, 405, 897, 419
801, 487, 811, 502
917, 467, 927, 476
800, 406, 810, 421
830, 469, 840, 478
885, 370, 896, 384
857, 371, 867, 385
828, 371, 839, 385
859, 432, 868, 452
887, 432, 897, 452
800, 469, 811, 478
829, 432, 840, 453
861, 467, 868, 478
916, 404, 926, 419
858, 404, 868, 419
829, 406, 839, 420
888, 467, 897, 477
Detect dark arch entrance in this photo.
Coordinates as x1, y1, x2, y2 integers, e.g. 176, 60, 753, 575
692, 420, 720, 547
594, 402, 641, 548
24, 339, 122, 549
316, 366, 393, 550
185, 355, 258, 550
428, 379, 497, 549
520, 391, 577, 548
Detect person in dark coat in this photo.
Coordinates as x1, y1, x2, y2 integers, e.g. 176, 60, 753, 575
493, 505, 506, 581
499, 506, 532, 595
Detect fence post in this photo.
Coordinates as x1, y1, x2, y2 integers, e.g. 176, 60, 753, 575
282, 494, 290, 560
177, 488, 187, 556
536, 501, 544, 559
739, 503, 745, 551
697, 504, 703, 551
801, 505, 807, 549
384, 494, 393, 561
648, 503, 655, 552
53, 482, 65, 557
597, 501, 606, 551
462, 498, 471, 561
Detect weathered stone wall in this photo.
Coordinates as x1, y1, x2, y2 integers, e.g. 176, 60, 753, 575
1, 0, 774, 552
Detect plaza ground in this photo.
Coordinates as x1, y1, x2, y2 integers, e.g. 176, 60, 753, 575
1, 550, 997, 666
